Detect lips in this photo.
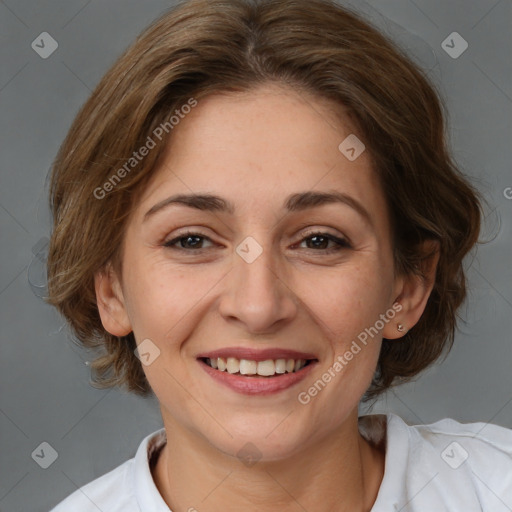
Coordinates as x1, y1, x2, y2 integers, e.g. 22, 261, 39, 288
196, 347, 319, 395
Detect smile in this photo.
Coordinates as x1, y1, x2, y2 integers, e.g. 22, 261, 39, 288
196, 348, 319, 395
202, 357, 312, 377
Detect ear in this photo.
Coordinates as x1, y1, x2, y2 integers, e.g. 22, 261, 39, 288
383, 239, 440, 340
94, 262, 132, 337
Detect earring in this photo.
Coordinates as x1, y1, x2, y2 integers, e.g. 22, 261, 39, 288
397, 323, 405, 332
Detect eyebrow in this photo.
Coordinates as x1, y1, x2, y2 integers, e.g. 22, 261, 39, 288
143, 190, 373, 227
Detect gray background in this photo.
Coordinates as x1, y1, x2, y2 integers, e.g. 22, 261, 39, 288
0, 1, 511, 511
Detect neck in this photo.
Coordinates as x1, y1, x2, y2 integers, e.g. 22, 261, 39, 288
152, 412, 385, 512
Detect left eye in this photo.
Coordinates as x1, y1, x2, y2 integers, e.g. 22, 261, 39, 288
163, 231, 351, 253
163, 232, 214, 250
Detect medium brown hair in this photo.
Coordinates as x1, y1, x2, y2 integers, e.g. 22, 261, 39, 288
46, 0, 482, 400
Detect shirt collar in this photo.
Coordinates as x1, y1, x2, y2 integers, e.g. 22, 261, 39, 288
132, 427, 170, 511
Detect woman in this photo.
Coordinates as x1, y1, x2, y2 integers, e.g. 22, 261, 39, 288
47, 0, 512, 510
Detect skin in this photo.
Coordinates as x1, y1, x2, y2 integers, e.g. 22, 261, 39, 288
95, 83, 439, 512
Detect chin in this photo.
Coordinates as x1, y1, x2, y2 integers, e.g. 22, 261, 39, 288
199, 413, 314, 463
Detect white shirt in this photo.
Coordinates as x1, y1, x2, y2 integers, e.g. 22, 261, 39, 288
49, 413, 512, 511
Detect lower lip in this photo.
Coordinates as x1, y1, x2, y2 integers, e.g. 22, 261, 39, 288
199, 360, 317, 395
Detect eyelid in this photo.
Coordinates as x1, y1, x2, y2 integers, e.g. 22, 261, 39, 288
298, 227, 352, 247
163, 228, 352, 252
163, 230, 214, 249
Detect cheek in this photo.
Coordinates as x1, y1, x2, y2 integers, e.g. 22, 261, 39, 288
123, 261, 219, 347
305, 263, 390, 389
307, 263, 391, 343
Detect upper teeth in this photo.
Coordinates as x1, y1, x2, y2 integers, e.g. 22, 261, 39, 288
207, 357, 308, 376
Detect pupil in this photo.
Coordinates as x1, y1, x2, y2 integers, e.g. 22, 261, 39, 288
310, 235, 327, 249
185, 236, 200, 248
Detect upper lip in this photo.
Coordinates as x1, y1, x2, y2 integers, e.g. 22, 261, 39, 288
196, 347, 318, 362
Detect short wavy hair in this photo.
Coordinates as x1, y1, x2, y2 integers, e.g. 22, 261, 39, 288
46, 0, 482, 400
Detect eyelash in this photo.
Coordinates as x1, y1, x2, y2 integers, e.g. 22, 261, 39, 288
162, 230, 352, 254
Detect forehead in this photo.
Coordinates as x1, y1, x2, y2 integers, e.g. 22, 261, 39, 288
161, 84, 359, 172
136, 84, 386, 224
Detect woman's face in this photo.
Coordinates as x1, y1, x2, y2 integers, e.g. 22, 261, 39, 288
100, 83, 405, 459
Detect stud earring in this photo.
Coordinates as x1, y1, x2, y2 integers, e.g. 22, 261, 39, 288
397, 323, 405, 332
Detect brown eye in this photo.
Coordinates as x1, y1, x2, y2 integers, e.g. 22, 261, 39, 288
297, 232, 351, 253
163, 231, 213, 250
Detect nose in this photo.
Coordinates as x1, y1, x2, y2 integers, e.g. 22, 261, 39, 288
218, 237, 298, 335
